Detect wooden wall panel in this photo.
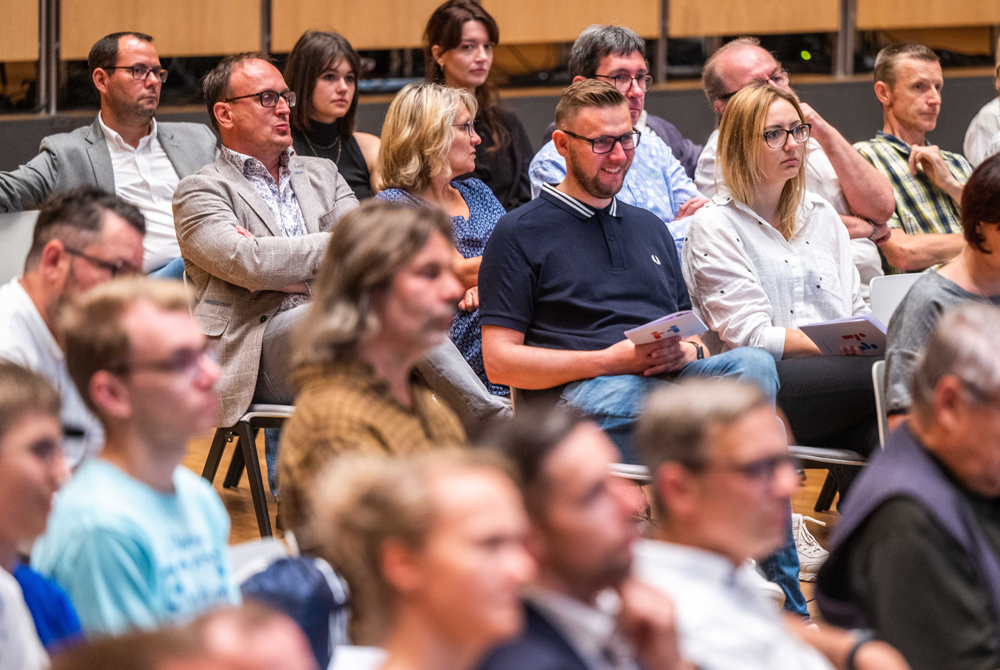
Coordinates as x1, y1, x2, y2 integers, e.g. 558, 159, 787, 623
857, 0, 1000, 30
482, 0, 660, 44
0, 0, 39, 61
271, 0, 444, 52
60, 0, 260, 60
668, 0, 838, 38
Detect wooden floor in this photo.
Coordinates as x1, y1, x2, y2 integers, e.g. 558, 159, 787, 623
181, 433, 839, 619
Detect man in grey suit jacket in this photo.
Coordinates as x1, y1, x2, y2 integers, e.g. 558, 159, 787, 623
173, 52, 358, 435
0, 32, 217, 279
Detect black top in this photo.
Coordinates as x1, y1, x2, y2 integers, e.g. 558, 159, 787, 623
291, 120, 373, 201
842, 480, 1000, 670
478, 601, 590, 670
461, 108, 533, 212
479, 182, 691, 353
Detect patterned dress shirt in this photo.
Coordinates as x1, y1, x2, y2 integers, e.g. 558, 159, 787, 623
529, 130, 703, 259
854, 132, 972, 273
221, 145, 308, 309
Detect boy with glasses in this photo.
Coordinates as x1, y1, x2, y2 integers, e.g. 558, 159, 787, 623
31, 278, 240, 636
0, 32, 218, 280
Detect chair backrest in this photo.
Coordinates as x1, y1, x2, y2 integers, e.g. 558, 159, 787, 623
872, 360, 888, 448
870, 273, 923, 327
0, 211, 38, 286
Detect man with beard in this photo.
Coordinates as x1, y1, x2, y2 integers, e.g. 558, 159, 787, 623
479, 80, 777, 463
0, 33, 218, 280
0, 187, 145, 468
479, 407, 693, 670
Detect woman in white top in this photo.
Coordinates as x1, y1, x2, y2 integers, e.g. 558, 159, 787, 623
683, 83, 879, 491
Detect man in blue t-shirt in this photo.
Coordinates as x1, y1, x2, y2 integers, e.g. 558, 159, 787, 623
480, 79, 778, 464
31, 278, 240, 636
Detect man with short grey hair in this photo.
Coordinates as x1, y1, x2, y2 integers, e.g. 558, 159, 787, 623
818, 303, 1000, 670
529, 24, 706, 257
696, 37, 895, 302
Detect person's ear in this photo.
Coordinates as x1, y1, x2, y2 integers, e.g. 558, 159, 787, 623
213, 102, 235, 131
932, 375, 967, 433
874, 81, 893, 108
380, 538, 424, 595
654, 462, 699, 522
92, 68, 110, 97
38, 240, 70, 286
431, 45, 445, 68
552, 129, 571, 159
88, 370, 132, 422
571, 75, 586, 84
713, 99, 726, 119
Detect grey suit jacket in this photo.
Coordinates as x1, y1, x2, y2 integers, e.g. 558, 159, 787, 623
0, 117, 218, 212
173, 152, 358, 426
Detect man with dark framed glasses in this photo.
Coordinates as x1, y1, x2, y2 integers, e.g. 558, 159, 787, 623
633, 379, 911, 670
173, 52, 357, 497
698, 36, 895, 306
530, 25, 707, 258
0, 32, 218, 281
0, 187, 145, 470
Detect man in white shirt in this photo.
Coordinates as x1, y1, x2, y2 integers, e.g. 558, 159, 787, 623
963, 39, 999, 167
0, 569, 47, 670
696, 37, 895, 303
0, 187, 145, 467
479, 407, 692, 670
632, 379, 911, 670
0, 32, 218, 279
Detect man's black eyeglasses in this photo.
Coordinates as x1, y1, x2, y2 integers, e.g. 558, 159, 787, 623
63, 247, 141, 278
562, 130, 641, 155
103, 64, 169, 83
594, 73, 653, 92
717, 69, 790, 102
224, 90, 297, 108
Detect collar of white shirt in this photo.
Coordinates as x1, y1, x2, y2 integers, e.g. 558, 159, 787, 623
524, 584, 629, 669
98, 112, 157, 153
709, 190, 825, 237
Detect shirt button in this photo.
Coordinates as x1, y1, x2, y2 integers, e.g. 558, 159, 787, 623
260, 315, 268, 323
608, 235, 614, 241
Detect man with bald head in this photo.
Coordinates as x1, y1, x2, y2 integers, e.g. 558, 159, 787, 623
697, 37, 895, 301
173, 52, 358, 439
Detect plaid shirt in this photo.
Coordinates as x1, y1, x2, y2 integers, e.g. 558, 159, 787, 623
854, 130, 972, 241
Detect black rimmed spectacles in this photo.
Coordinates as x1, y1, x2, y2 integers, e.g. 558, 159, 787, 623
762, 123, 811, 148
717, 70, 790, 102
562, 130, 641, 154
103, 64, 169, 83
63, 247, 141, 278
594, 73, 653, 92
225, 90, 297, 108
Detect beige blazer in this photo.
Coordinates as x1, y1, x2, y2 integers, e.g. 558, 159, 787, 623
173, 152, 358, 426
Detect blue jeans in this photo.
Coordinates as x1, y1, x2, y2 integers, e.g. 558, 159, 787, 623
557, 347, 806, 616
148, 256, 185, 281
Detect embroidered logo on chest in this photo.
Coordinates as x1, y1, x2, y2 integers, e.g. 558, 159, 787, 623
651, 255, 661, 265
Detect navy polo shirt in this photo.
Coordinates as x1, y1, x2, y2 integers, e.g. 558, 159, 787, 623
480, 182, 692, 352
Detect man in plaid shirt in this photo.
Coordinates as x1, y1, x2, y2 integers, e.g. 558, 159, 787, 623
855, 42, 972, 274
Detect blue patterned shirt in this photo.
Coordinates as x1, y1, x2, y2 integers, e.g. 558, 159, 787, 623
222, 145, 308, 309
529, 131, 703, 258
375, 179, 508, 396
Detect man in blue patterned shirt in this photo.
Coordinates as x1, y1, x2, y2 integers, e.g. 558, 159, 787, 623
855, 43, 973, 274
529, 26, 707, 258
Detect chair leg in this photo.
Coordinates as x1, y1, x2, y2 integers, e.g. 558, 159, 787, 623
235, 421, 272, 538
222, 442, 246, 489
814, 471, 839, 513
201, 428, 230, 483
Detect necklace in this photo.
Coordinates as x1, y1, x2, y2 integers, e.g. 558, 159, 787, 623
303, 131, 342, 163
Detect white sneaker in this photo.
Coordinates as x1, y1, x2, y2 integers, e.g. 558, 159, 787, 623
792, 513, 829, 582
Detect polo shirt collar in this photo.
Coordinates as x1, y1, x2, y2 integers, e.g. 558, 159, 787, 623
875, 130, 929, 156
540, 182, 619, 219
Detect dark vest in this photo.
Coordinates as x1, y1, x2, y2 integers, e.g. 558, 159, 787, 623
817, 423, 1000, 630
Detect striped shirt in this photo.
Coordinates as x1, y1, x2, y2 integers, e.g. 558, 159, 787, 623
854, 132, 971, 272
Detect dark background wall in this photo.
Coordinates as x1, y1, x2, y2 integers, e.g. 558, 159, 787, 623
0, 74, 995, 172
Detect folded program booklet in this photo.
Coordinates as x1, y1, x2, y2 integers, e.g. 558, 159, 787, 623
624, 310, 708, 345
799, 315, 887, 356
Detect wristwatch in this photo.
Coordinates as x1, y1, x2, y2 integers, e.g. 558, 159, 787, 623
693, 343, 704, 360
863, 218, 880, 242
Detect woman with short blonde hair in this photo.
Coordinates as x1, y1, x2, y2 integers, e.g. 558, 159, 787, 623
376, 82, 510, 398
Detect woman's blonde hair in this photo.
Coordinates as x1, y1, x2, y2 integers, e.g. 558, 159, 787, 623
717, 83, 807, 240
376, 82, 478, 193
309, 449, 514, 645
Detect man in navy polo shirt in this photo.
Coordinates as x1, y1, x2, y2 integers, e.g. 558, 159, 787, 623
480, 79, 778, 463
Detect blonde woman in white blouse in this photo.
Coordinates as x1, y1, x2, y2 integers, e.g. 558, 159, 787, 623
683, 82, 879, 500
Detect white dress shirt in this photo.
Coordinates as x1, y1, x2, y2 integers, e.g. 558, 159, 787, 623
682, 192, 868, 360
696, 129, 883, 302
633, 539, 834, 670
98, 114, 181, 273
0, 278, 104, 467
964, 98, 1000, 167
0, 569, 48, 670
526, 585, 639, 670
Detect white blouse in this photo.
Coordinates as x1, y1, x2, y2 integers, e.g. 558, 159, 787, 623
682, 192, 868, 360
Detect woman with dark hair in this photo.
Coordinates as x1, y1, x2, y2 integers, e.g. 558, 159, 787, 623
885, 153, 1000, 427
285, 30, 380, 200
424, 0, 533, 211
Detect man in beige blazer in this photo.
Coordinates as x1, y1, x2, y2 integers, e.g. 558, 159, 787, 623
173, 52, 358, 432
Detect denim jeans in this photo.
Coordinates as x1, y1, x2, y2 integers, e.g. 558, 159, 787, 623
148, 256, 186, 281
556, 347, 806, 616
